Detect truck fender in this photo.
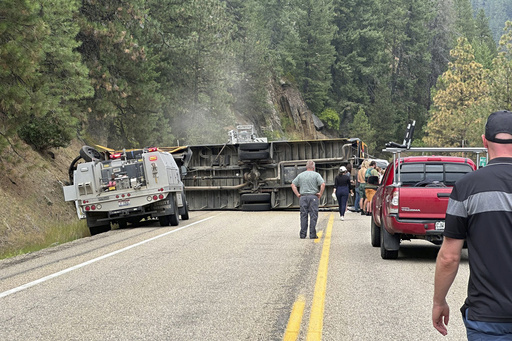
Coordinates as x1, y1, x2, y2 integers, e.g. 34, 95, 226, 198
382, 225, 400, 251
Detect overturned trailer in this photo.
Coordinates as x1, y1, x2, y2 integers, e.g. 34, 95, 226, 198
165, 136, 367, 211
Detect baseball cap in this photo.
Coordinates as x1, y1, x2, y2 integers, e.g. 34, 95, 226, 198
485, 110, 512, 143
339, 166, 347, 173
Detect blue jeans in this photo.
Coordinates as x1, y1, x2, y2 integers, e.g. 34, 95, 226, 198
464, 309, 512, 340
354, 186, 361, 211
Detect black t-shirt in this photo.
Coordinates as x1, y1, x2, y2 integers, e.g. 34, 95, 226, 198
445, 157, 512, 322
334, 173, 351, 189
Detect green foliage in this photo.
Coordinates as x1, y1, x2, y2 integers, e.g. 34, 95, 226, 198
349, 108, 377, 154
424, 37, 490, 147
318, 108, 340, 130
18, 113, 77, 150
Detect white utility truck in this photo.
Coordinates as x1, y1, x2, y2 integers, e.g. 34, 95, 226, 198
63, 146, 189, 235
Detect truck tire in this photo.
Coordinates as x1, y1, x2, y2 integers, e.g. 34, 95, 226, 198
169, 196, 180, 226
181, 203, 190, 220
242, 203, 271, 211
238, 151, 270, 160
79, 146, 102, 162
240, 193, 271, 203
89, 224, 110, 236
371, 216, 381, 247
180, 193, 190, 220
238, 142, 270, 151
158, 215, 170, 227
380, 226, 399, 259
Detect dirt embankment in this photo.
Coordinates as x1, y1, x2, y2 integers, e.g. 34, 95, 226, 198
0, 140, 82, 252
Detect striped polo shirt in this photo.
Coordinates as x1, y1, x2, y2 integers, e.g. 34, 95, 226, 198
445, 157, 512, 322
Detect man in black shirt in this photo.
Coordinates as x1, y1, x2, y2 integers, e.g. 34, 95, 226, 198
433, 110, 512, 339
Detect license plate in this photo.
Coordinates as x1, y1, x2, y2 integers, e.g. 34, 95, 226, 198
435, 221, 445, 230
119, 199, 130, 207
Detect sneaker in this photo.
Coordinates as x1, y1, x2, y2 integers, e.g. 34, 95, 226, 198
340, 216, 344, 221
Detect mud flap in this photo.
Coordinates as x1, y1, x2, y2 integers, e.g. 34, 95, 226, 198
382, 228, 400, 251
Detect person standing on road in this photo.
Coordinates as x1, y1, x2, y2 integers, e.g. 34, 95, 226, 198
433, 110, 512, 339
291, 160, 325, 239
333, 166, 351, 220
358, 160, 369, 214
364, 161, 379, 215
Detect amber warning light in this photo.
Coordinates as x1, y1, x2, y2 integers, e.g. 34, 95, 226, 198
149, 156, 158, 161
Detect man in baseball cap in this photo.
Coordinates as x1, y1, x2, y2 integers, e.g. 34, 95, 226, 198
433, 110, 512, 339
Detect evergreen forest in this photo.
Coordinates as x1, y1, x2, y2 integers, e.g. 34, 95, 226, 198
2, 0, 512, 157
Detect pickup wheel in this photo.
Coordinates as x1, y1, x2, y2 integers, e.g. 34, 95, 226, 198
380, 226, 399, 259
370, 216, 381, 247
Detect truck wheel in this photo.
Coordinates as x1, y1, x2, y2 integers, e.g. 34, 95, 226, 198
371, 216, 381, 247
117, 219, 128, 229
240, 193, 271, 203
238, 151, 270, 160
380, 226, 399, 259
169, 196, 180, 226
242, 203, 271, 211
238, 142, 270, 151
158, 216, 170, 226
169, 213, 179, 226
79, 146, 102, 162
181, 202, 190, 220
89, 224, 110, 236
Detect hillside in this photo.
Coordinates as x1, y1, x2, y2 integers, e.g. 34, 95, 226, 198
0, 140, 89, 257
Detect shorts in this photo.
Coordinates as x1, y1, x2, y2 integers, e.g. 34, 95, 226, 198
365, 188, 376, 203
359, 183, 366, 199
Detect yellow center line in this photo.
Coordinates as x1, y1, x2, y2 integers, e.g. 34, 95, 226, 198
306, 213, 334, 340
314, 230, 323, 243
283, 295, 306, 341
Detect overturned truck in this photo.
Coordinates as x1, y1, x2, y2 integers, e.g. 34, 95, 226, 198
166, 130, 367, 211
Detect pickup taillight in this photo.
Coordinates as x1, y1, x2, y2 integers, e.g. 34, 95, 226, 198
389, 188, 399, 214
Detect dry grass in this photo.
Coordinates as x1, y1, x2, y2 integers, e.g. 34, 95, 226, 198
0, 139, 89, 259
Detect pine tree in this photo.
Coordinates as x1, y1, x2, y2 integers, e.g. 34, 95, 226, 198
424, 37, 490, 147
330, 0, 386, 133
296, 0, 337, 114
348, 108, 377, 154
148, 0, 236, 145
489, 21, 512, 110
0, 0, 92, 152
77, 0, 164, 149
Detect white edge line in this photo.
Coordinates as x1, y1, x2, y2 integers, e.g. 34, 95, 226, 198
0, 216, 215, 299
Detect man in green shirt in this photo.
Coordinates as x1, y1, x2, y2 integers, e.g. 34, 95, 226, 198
291, 160, 325, 239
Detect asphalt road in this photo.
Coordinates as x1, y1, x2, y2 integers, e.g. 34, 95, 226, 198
0, 210, 469, 340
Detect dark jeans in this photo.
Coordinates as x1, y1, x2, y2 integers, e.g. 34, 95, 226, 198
299, 195, 319, 238
354, 186, 361, 211
336, 186, 349, 217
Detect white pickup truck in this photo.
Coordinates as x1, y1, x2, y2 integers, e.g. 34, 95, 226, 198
63, 146, 189, 235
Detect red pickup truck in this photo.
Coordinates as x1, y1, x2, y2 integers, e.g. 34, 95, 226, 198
371, 148, 486, 259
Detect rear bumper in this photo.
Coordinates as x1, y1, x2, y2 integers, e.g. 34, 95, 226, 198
385, 214, 444, 236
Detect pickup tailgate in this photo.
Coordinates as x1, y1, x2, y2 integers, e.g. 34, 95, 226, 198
398, 187, 452, 220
